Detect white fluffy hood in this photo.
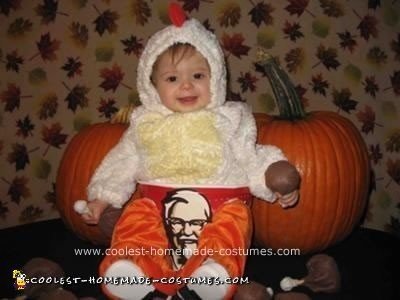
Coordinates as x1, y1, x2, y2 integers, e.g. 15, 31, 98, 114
137, 18, 227, 115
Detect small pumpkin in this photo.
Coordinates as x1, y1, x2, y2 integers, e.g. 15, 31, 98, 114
56, 106, 137, 245
252, 49, 370, 253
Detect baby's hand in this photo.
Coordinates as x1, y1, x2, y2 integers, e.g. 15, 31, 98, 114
276, 190, 299, 209
76, 199, 109, 225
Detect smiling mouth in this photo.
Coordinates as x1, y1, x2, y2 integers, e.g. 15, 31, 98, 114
178, 96, 197, 104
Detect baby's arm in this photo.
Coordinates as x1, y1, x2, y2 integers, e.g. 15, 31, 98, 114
84, 123, 140, 223
228, 102, 299, 206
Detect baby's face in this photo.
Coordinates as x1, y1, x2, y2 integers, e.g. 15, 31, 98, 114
152, 49, 211, 113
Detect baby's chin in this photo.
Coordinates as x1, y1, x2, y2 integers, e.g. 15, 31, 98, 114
173, 102, 208, 113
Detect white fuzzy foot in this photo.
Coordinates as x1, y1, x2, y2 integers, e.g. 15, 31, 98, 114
103, 259, 154, 300
187, 259, 230, 300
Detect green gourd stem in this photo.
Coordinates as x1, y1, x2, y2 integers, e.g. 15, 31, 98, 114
262, 57, 306, 120
263, 63, 292, 117
274, 62, 306, 119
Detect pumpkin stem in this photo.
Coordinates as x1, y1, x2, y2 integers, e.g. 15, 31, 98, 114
110, 104, 135, 124
256, 48, 306, 120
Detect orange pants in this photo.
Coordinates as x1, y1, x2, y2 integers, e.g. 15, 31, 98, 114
99, 197, 252, 299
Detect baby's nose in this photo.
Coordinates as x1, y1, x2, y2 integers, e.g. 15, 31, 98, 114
181, 79, 194, 90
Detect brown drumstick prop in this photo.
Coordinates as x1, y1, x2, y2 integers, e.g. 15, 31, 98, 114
280, 254, 341, 293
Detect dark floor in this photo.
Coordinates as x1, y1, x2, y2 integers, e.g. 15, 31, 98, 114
1, 218, 399, 299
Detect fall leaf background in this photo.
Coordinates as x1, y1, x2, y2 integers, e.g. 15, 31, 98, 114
0, 0, 399, 237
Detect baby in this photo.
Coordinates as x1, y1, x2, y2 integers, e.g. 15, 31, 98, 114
81, 5, 299, 300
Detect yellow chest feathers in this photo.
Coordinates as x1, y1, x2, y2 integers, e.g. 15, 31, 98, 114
136, 111, 223, 183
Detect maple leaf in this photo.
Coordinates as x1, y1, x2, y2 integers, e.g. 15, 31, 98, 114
69, 22, 89, 48
369, 144, 383, 165
391, 33, 400, 61
61, 57, 82, 78
1, 83, 21, 112
218, 1, 241, 27
121, 35, 144, 57
385, 129, 400, 153
249, 1, 274, 27
315, 44, 340, 70
368, 0, 381, 10
285, 0, 313, 17
0, 0, 21, 16
366, 46, 387, 66
389, 70, 400, 96
178, 0, 213, 12
98, 98, 118, 119
319, 0, 344, 17
30, 33, 60, 61
19, 205, 44, 223
7, 176, 31, 204
63, 82, 90, 112
130, 0, 151, 25
356, 105, 377, 134
7, 17, 33, 38
35, 0, 67, 24
93, 6, 119, 35
362, 76, 379, 98
356, 13, 378, 41
7, 143, 30, 171
237, 72, 258, 93
285, 47, 305, 73
5, 50, 24, 72
41, 122, 68, 156
38, 93, 58, 120
227, 90, 245, 102
0, 200, 9, 220
386, 159, 400, 187
337, 31, 357, 53
332, 88, 358, 113
99, 64, 132, 92
310, 73, 329, 96
16, 115, 35, 138
283, 21, 304, 41
221, 32, 250, 59
295, 84, 309, 108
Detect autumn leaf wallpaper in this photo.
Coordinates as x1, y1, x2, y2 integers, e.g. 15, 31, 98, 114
0, 0, 399, 238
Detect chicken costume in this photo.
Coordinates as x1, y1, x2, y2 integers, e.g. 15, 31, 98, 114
88, 4, 287, 299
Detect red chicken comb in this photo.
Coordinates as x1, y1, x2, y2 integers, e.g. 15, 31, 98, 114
168, 2, 187, 27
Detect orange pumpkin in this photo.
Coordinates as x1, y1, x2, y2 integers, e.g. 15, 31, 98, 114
252, 51, 370, 253
56, 117, 134, 245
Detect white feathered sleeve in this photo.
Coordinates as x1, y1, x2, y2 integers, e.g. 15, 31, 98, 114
86, 122, 139, 208
228, 102, 287, 202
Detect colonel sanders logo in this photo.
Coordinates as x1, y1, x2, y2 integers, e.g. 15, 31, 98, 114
162, 189, 211, 269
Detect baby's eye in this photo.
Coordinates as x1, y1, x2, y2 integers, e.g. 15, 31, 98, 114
193, 73, 206, 79
166, 76, 177, 82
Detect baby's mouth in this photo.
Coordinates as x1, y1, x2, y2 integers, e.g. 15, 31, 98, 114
178, 96, 197, 104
